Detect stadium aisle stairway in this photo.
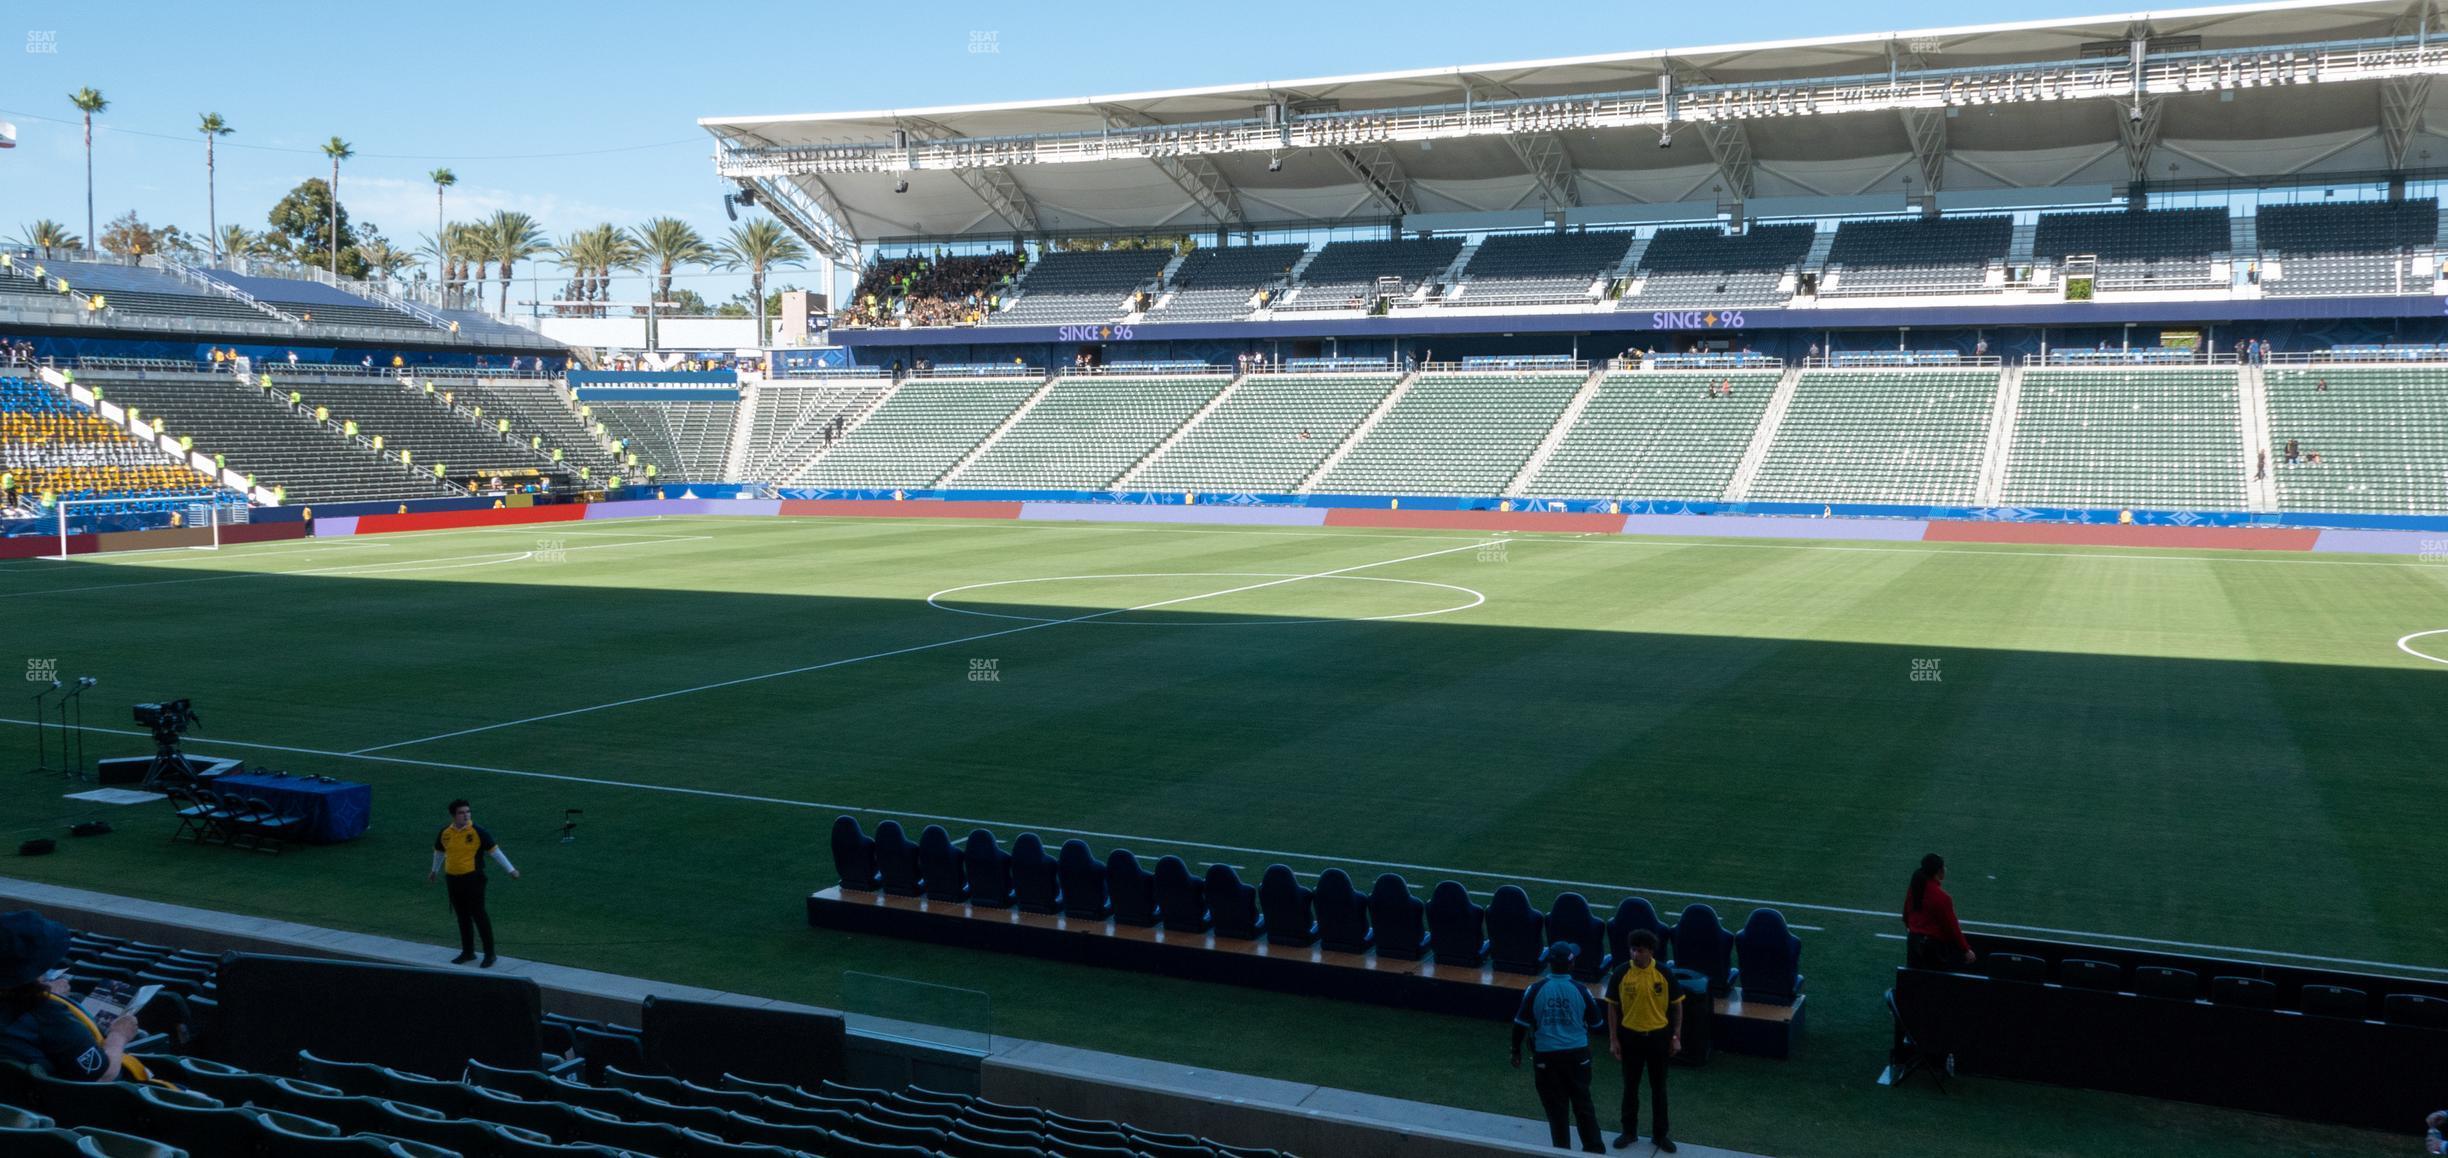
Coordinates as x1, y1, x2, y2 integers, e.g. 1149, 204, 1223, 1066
592, 399, 738, 485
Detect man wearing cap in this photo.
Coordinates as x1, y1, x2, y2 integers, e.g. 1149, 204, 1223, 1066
0, 910, 145, 1082
1511, 941, 1606, 1153
1604, 928, 1684, 1152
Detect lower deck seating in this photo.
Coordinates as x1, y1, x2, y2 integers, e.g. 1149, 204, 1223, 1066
1314, 372, 1586, 495
1748, 370, 1999, 504
2264, 367, 2448, 513
1132, 373, 1401, 493
799, 378, 1042, 489
81, 372, 453, 504
954, 375, 1228, 489
591, 400, 737, 484
2003, 368, 2244, 510
1522, 371, 1778, 499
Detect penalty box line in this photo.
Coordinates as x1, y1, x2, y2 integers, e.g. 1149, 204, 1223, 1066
344, 537, 1507, 756
1, 713, 2432, 978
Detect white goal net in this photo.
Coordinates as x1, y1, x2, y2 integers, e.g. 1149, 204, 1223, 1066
52, 494, 246, 560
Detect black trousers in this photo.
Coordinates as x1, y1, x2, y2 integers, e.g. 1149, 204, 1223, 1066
446, 871, 495, 954
1619, 1027, 1672, 1141
1531, 1047, 1604, 1153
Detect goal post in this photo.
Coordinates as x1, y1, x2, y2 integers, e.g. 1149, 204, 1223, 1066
52, 494, 244, 560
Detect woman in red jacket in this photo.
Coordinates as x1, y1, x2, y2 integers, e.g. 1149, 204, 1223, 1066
1902, 853, 1976, 969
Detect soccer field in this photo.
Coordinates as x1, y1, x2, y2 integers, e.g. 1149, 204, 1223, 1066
3, 515, 2441, 1157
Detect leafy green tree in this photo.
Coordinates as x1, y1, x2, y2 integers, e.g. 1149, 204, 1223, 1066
98, 211, 190, 259
266, 178, 366, 277
629, 217, 712, 346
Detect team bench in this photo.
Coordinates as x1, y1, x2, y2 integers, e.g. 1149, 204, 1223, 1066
808, 817, 1806, 1058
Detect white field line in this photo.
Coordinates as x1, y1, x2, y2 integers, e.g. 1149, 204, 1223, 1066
0, 536, 711, 599
347, 538, 1501, 755
1, 715, 2427, 977
2396, 629, 2448, 666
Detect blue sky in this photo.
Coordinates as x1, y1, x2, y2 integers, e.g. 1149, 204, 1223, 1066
5, 0, 2221, 306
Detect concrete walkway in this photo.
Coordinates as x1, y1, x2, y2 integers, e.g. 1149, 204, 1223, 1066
0, 876, 1768, 1158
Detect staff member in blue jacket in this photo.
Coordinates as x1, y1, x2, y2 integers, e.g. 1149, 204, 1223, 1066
1511, 941, 1606, 1153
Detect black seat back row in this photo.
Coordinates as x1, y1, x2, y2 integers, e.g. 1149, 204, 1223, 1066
829, 816, 1800, 996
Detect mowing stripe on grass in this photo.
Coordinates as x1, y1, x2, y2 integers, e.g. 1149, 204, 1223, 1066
4, 714, 2434, 978
345, 537, 1504, 755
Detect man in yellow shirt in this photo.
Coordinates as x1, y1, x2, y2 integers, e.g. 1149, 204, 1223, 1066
426, 798, 519, 967
1603, 929, 1682, 1152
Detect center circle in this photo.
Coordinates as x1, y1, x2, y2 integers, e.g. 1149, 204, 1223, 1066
2399, 629, 2448, 667
927, 572, 1486, 627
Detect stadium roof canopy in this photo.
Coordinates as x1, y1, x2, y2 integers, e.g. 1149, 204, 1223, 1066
702, 0, 2448, 255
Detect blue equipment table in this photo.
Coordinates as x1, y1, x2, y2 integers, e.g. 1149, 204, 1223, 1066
212, 772, 371, 843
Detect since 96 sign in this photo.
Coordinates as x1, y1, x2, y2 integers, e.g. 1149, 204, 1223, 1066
1649, 310, 1746, 330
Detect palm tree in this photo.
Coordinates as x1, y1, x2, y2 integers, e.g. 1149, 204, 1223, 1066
320, 136, 354, 276
481, 210, 550, 314
356, 238, 414, 281
16, 220, 82, 259
198, 113, 233, 263
557, 223, 643, 317
629, 217, 712, 348
715, 219, 809, 345
69, 88, 107, 256
428, 168, 456, 283
217, 225, 263, 261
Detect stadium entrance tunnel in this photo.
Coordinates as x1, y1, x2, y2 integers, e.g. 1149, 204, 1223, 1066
925, 572, 1486, 627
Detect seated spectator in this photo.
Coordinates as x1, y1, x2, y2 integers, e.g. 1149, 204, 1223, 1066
1901, 853, 1974, 970
2425, 1109, 2445, 1156
0, 910, 150, 1083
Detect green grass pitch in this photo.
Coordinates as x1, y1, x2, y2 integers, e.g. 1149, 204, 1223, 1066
2, 515, 2441, 1157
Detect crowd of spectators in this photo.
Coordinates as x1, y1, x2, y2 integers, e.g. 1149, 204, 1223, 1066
839, 251, 1026, 328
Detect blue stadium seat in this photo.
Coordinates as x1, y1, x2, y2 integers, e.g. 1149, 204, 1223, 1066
2385, 993, 2448, 1028
1731, 908, 1803, 1005
1544, 893, 1608, 982
1105, 850, 1159, 928
1258, 866, 1315, 948
2133, 966, 2199, 1001
1312, 869, 1372, 955
1151, 857, 1208, 934
1983, 953, 2045, 982
915, 825, 967, 903
1056, 841, 1107, 920
1009, 834, 1060, 914
963, 830, 1013, 909
2211, 975, 2276, 1009
1425, 881, 1486, 967
1485, 886, 1546, 975
1203, 864, 1262, 941
872, 822, 923, 897
829, 816, 878, 892
1605, 897, 1674, 973
1366, 874, 1428, 961
1669, 904, 1736, 994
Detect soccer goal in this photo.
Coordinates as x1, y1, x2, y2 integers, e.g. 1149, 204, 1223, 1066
51, 494, 246, 560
